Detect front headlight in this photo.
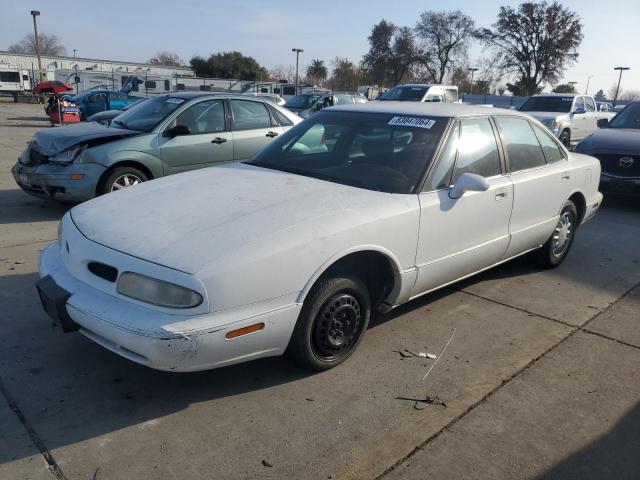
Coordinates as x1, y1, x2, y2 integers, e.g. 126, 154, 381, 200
543, 118, 559, 128
52, 145, 86, 164
116, 272, 203, 309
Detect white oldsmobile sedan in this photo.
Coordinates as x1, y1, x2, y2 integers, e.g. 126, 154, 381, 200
37, 103, 603, 372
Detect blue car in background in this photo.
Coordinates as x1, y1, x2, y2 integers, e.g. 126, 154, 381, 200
66, 76, 143, 119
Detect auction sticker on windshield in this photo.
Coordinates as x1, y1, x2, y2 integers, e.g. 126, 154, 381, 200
388, 117, 436, 129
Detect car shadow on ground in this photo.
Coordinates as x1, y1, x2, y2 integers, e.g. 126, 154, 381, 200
5, 116, 48, 122
537, 401, 640, 479
0, 189, 70, 224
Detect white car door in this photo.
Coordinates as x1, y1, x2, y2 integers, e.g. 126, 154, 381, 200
571, 96, 588, 141
583, 96, 599, 132
413, 118, 513, 297
493, 116, 571, 257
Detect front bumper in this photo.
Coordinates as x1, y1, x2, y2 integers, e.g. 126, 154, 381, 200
38, 243, 302, 372
12, 157, 106, 203
600, 174, 640, 196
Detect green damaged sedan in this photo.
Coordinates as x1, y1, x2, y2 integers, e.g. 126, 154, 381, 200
12, 93, 301, 203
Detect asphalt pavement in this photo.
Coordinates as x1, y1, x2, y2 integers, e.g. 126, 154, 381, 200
1, 100, 639, 480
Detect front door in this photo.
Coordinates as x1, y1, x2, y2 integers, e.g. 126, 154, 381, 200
85, 92, 108, 117
413, 118, 513, 297
160, 99, 234, 175
229, 99, 284, 161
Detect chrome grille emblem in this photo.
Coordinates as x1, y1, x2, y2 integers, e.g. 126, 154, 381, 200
619, 157, 634, 168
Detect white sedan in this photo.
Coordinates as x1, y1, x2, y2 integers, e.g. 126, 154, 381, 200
37, 103, 603, 372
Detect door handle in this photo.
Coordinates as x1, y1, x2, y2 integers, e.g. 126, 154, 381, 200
211, 137, 227, 144
561, 172, 571, 180
495, 189, 508, 200
265, 131, 279, 138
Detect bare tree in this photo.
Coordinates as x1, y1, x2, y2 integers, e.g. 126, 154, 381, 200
8, 33, 66, 56
149, 51, 183, 66
268, 64, 296, 83
476, 1, 583, 96
415, 10, 475, 84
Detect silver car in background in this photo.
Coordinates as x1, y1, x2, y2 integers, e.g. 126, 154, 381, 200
12, 93, 301, 203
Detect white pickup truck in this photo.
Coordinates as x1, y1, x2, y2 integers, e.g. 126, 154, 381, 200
519, 93, 607, 147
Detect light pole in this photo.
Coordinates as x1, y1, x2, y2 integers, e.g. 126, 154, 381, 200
613, 66, 630, 107
73, 49, 76, 58
585, 75, 594, 94
468, 67, 478, 95
292, 48, 303, 95
30, 10, 42, 82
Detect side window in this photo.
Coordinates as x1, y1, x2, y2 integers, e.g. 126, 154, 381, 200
495, 117, 547, 171
231, 100, 272, 130
531, 123, 566, 163
444, 88, 458, 103
164, 80, 170, 91
110, 93, 126, 101
453, 118, 501, 180
425, 122, 459, 190
145, 80, 156, 89
88, 93, 106, 104
334, 94, 354, 105
574, 97, 585, 111
425, 88, 444, 102
585, 97, 596, 112
175, 99, 225, 134
270, 107, 293, 126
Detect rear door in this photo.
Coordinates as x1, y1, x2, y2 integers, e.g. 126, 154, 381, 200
493, 116, 570, 257
583, 96, 599, 133
230, 99, 284, 161
159, 98, 233, 175
413, 117, 513, 296
571, 96, 587, 140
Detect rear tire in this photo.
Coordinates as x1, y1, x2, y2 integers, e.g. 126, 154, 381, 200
287, 275, 370, 371
99, 166, 148, 195
529, 200, 578, 269
559, 129, 571, 148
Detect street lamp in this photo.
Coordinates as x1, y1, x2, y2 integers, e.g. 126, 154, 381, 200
468, 67, 478, 95
73, 49, 76, 58
613, 66, 630, 107
30, 10, 42, 82
585, 75, 594, 94
292, 48, 303, 95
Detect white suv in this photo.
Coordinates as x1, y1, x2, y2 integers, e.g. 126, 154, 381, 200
377, 84, 458, 103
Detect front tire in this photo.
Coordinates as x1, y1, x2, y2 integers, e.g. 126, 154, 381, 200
99, 166, 148, 195
529, 200, 578, 269
559, 129, 571, 148
287, 275, 370, 371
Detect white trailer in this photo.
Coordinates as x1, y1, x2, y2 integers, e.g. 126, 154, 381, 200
0, 63, 31, 98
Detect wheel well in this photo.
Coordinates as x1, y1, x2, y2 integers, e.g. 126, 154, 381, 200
96, 161, 154, 195
320, 251, 396, 309
569, 192, 586, 223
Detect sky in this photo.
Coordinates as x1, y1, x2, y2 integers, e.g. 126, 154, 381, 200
1, 0, 639, 95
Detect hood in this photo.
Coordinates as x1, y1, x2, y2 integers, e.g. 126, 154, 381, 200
577, 128, 640, 154
522, 111, 567, 122
70, 163, 395, 274
31, 122, 139, 155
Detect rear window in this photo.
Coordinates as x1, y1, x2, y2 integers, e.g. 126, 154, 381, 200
379, 86, 428, 102
520, 96, 574, 113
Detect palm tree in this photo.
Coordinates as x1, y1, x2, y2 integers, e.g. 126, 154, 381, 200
306, 59, 328, 86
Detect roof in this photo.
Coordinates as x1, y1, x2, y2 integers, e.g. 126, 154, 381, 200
327, 101, 515, 118
393, 83, 457, 89
532, 93, 579, 97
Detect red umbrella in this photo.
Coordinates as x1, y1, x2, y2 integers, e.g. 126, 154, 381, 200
34, 81, 73, 94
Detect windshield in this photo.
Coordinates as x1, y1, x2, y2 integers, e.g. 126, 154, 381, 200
609, 102, 640, 129
284, 94, 321, 109
248, 111, 448, 194
520, 96, 573, 113
379, 86, 428, 102
112, 96, 185, 131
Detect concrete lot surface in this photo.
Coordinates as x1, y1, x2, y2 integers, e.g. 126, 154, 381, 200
1, 101, 639, 480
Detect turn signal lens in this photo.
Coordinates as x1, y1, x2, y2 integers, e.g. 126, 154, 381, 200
225, 322, 265, 340
116, 272, 202, 309
69, 174, 85, 180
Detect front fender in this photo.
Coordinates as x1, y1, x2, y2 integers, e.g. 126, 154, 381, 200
100, 150, 165, 179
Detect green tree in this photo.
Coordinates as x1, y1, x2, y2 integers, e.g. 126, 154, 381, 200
362, 20, 421, 86
306, 59, 328, 85
552, 83, 576, 93
414, 10, 475, 84
476, 1, 583, 96
327, 58, 365, 91
506, 78, 543, 96
149, 52, 183, 67
189, 51, 268, 80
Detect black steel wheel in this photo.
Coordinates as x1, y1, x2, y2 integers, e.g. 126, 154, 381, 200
288, 275, 370, 371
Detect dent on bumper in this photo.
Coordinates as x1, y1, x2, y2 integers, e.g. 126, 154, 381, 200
39, 244, 302, 372
12, 161, 106, 202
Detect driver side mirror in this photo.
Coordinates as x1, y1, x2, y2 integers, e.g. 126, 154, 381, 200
597, 118, 609, 128
573, 107, 586, 115
449, 173, 490, 199
163, 124, 191, 138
